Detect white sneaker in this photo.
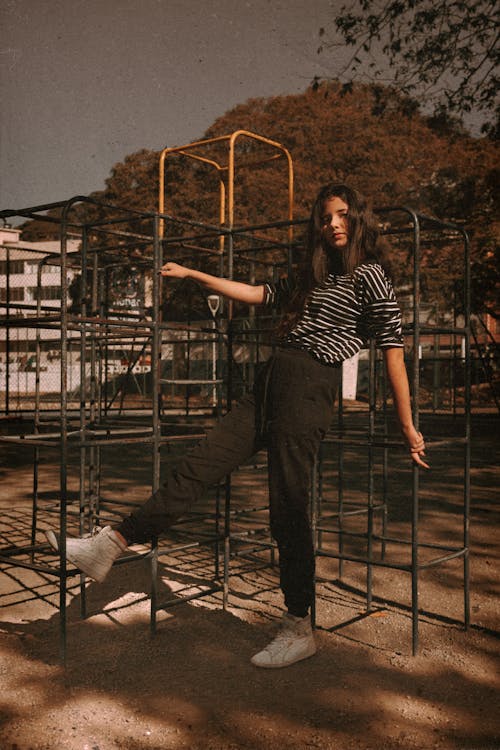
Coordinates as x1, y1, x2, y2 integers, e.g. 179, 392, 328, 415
251, 613, 317, 668
45, 526, 127, 583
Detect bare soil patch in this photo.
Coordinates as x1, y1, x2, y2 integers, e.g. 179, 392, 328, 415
0, 413, 499, 750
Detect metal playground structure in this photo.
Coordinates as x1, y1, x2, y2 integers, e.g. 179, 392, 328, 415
0, 131, 474, 662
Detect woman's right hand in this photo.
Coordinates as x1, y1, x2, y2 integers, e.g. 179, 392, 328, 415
160, 261, 191, 279
159, 265, 265, 305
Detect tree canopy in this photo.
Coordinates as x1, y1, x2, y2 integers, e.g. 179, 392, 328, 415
202, 84, 498, 316
317, 0, 499, 136
21, 83, 499, 317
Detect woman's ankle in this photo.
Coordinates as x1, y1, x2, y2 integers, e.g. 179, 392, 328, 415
287, 608, 309, 620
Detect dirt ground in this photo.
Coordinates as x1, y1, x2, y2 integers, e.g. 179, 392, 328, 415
0, 411, 499, 750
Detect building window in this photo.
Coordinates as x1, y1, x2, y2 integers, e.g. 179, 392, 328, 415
28, 286, 62, 301
0, 260, 25, 274
25, 262, 40, 274
0, 287, 24, 301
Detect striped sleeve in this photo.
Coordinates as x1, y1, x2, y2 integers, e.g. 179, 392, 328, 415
262, 276, 294, 309
359, 264, 404, 348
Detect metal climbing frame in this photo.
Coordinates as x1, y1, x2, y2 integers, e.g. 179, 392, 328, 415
0, 196, 166, 661
159, 137, 471, 653
0, 131, 297, 660
311, 208, 471, 654
0, 133, 474, 660
158, 129, 294, 404
0, 197, 232, 660
152, 131, 296, 626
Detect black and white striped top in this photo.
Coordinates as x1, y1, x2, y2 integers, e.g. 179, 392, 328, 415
263, 262, 404, 366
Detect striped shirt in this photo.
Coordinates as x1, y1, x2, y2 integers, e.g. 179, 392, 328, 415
263, 262, 404, 366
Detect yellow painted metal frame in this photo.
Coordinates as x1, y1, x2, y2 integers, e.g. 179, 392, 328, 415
158, 130, 294, 254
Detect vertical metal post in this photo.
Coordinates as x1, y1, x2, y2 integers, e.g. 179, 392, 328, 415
102, 267, 110, 415
366, 340, 377, 611
34, 262, 43, 426
31, 261, 44, 556
215, 483, 221, 582
59, 203, 70, 665
185, 321, 191, 417
452, 287, 457, 415
223, 142, 237, 608
152, 216, 162, 495
96, 270, 105, 426
432, 333, 439, 412
337, 372, 345, 579
79, 228, 89, 620
5, 248, 10, 415
411, 212, 421, 656
310, 456, 318, 627
462, 229, 471, 630
381, 352, 388, 561
150, 214, 162, 635
207, 294, 221, 409
316, 441, 324, 555
88, 253, 99, 527
222, 236, 234, 609
31, 446, 39, 561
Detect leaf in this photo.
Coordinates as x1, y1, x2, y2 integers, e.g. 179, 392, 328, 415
329, 0, 498, 117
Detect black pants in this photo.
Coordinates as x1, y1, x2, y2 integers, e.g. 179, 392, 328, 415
117, 347, 340, 617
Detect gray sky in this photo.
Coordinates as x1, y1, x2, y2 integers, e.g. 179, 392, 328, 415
1, 0, 348, 212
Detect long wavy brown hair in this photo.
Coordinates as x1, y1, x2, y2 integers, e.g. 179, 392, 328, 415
277, 183, 390, 337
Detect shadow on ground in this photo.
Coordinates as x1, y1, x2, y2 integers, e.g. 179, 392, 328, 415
0, 549, 499, 750
1, 414, 499, 749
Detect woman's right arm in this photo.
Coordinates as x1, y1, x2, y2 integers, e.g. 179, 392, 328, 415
160, 262, 266, 305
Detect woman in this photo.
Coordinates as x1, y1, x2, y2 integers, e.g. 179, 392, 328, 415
47, 183, 428, 669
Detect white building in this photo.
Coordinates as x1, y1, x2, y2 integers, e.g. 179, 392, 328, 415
0, 225, 81, 394
0, 225, 80, 308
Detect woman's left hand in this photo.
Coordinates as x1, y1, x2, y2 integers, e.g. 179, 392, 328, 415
402, 426, 429, 469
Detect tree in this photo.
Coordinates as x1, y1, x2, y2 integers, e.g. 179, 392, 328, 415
20, 83, 499, 317
181, 84, 499, 317
317, 0, 499, 134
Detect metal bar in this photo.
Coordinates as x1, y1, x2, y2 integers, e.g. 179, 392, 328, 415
337, 372, 345, 579
311, 456, 318, 627
59, 201, 70, 664
153, 585, 223, 611
418, 550, 468, 568
0, 555, 73, 576
5, 247, 11, 415
411, 210, 421, 656
366, 341, 377, 610
463, 228, 471, 631
150, 213, 162, 633
315, 550, 412, 571
1, 184, 474, 664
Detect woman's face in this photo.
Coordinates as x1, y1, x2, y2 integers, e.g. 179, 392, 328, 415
320, 196, 349, 249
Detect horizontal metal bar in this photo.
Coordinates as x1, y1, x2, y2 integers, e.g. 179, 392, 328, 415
0, 542, 48, 556
317, 529, 465, 555
318, 503, 386, 519
316, 550, 412, 571
411, 326, 468, 335
0, 553, 70, 577
153, 584, 222, 611
418, 550, 468, 568
157, 538, 222, 555
161, 379, 224, 385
